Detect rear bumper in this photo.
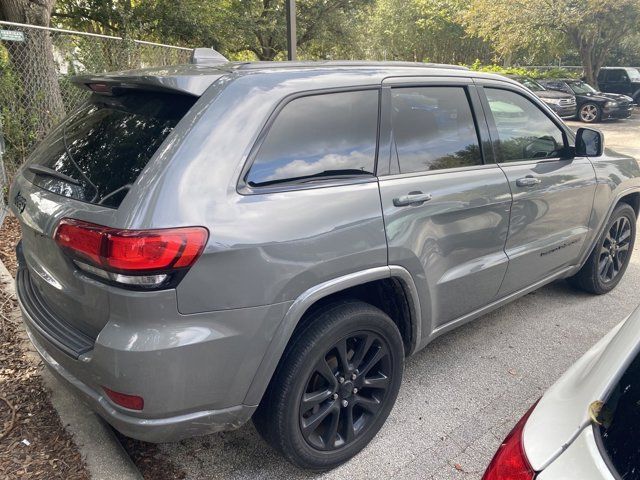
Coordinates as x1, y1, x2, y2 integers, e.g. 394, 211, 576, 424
16, 261, 291, 442
549, 105, 577, 119
24, 323, 256, 442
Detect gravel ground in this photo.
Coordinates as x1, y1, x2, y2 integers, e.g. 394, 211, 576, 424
0, 216, 90, 480
153, 112, 640, 479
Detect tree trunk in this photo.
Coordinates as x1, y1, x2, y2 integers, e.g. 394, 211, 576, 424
581, 51, 597, 87
502, 51, 512, 68
1, 0, 65, 140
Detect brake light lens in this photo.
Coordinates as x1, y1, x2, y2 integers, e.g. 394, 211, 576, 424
102, 387, 144, 410
54, 218, 208, 288
482, 402, 538, 480
87, 82, 111, 94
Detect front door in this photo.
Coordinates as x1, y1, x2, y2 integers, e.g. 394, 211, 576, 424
478, 84, 598, 296
377, 79, 512, 331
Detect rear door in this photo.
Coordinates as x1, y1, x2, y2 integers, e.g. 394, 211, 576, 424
477, 82, 597, 296
10, 90, 196, 339
377, 77, 512, 331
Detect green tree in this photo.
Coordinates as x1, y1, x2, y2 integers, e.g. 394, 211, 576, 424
464, 0, 640, 85
366, 0, 490, 64
53, 0, 230, 48
223, 0, 374, 60
53, 0, 373, 61
1, 0, 65, 138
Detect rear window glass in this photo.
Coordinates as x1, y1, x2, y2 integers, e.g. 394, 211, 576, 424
596, 351, 640, 478
245, 90, 378, 188
25, 92, 195, 208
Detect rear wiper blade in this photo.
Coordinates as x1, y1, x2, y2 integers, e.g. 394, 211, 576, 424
28, 165, 81, 186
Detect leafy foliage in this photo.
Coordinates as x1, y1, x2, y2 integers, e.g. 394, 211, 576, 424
468, 61, 581, 79
464, 0, 640, 84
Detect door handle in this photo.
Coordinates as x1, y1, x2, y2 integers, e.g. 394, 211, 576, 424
516, 176, 542, 188
393, 191, 433, 207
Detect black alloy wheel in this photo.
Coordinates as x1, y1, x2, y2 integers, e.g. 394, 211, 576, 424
253, 301, 404, 471
299, 331, 392, 451
598, 215, 632, 284
569, 203, 636, 294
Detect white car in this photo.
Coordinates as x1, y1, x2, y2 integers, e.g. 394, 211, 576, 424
483, 305, 640, 480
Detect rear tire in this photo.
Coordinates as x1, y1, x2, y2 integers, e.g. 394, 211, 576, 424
569, 203, 636, 294
253, 301, 404, 471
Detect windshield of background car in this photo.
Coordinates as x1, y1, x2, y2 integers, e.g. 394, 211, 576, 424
596, 350, 640, 479
518, 78, 545, 92
569, 81, 598, 95
626, 68, 640, 82
23, 91, 196, 208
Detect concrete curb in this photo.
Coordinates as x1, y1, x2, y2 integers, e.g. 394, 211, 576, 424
0, 258, 142, 480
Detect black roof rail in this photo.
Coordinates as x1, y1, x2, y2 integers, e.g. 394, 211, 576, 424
190, 48, 228, 65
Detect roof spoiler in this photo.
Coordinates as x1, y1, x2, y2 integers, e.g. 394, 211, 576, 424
191, 48, 228, 65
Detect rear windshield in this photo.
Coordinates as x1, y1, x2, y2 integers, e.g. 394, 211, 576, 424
25, 91, 195, 208
596, 351, 640, 479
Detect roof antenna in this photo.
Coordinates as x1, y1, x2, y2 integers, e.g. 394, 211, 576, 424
191, 48, 228, 65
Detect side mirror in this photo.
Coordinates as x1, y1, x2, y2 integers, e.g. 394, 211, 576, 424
575, 127, 604, 157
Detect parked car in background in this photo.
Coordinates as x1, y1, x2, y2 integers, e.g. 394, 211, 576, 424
483, 305, 640, 480
508, 76, 577, 119
598, 67, 640, 104
9, 55, 640, 470
540, 78, 635, 123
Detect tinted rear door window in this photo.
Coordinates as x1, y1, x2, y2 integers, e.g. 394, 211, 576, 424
245, 90, 378, 188
391, 87, 482, 173
25, 92, 195, 208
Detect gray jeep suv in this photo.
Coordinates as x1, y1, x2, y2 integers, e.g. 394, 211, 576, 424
9, 58, 640, 471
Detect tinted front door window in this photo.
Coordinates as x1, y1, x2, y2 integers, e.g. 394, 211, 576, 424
246, 90, 378, 188
391, 87, 482, 173
485, 88, 565, 162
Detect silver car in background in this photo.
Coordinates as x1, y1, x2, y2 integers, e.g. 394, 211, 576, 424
9, 55, 640, 470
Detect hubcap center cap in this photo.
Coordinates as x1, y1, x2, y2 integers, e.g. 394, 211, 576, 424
340, 380, 355, 398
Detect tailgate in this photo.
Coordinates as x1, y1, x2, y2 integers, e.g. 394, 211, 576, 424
10, 88, 197, 348
12, 174, 113, 340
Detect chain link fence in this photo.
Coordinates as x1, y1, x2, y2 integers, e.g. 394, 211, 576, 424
0, 21, 193, 217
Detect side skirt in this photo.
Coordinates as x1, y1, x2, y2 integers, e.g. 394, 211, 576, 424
416, 266, 576, 351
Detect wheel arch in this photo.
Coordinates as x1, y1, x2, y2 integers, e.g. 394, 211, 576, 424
243, 266, 422, 406
618, 191, 640, 217
577, 188, 640, 271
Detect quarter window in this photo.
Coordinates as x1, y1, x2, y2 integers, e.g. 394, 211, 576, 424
485, 88, 565, 163
246, 90, 378, 188
391, 87, 482, 173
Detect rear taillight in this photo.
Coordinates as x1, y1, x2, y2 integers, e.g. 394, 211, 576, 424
54, 218, 208, 289
482, 402, 538, 480
87, 82, 111, 94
